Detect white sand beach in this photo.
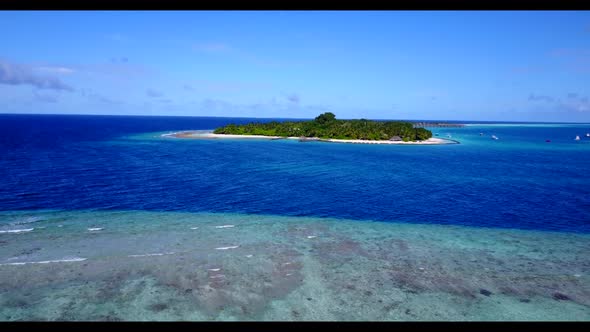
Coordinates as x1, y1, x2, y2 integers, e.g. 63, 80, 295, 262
163, 131, 457, 145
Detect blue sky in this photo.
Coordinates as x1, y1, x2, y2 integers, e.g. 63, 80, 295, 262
1, 11, 589, 122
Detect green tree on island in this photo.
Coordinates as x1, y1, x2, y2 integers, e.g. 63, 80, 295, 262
213, 113, 433, 141
314, 112, 336, 125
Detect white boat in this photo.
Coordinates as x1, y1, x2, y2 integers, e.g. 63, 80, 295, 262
491, 135, 498, 140
575, 135, 581, 141
586, 133, 589, 137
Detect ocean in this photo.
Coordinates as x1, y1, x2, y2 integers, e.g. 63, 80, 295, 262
0, 114, 589, 320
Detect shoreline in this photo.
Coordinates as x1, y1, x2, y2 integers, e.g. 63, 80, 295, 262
162, 131, 458, 145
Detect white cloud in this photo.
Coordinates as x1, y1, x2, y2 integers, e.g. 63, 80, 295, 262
0, 59, 74, 91
34, 66, 75, 74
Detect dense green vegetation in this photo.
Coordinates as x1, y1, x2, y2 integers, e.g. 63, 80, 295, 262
213, 112, 433, 141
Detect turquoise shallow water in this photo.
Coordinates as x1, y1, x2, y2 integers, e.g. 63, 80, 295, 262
1, 210, 589, 321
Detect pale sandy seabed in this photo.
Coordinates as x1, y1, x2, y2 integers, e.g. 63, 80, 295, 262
162, 131, 457, 145
0, 210, 589, 321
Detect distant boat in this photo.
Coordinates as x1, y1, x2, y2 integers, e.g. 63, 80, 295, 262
575, 135, 581, 141
586, 133, 590, 137
546, 139, 551, 143
491, 135, 498, 140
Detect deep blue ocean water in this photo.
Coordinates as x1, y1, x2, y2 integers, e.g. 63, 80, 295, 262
1, 114, 590, 233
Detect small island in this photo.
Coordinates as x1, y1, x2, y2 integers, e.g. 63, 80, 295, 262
165, 113, 458, 145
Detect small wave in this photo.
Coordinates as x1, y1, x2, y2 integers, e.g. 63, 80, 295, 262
245, 254, 253, 258
209, 274, 225, 279
208, 268, 221, 272
0, 228, 34, 234
215, 225, 235, 229
128, 252, 175, 258
215, 245, 239, 250
190, 227, 199, 230
0, 257, 86, 266
307, 235, 317, 239
87, 228, 103, 231
11, 216, 42, 225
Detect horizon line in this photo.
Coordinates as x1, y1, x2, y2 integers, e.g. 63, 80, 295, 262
1, 112, 589, 125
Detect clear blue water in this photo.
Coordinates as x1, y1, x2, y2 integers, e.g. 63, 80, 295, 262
1, 114, 589, 321
1, 114, 589, 233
